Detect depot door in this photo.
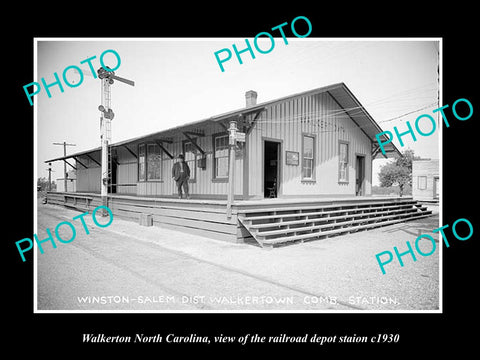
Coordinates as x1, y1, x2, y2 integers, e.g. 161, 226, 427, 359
355, 155, 365, 196
264, 140, 281, 198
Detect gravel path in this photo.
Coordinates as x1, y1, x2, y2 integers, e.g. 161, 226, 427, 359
36, 203, 439, 311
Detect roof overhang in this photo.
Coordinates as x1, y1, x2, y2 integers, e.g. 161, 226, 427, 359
45, 82, 401, 163
44, 106, 266, 164
45, 147, 101, 163
325, 84, 402, 159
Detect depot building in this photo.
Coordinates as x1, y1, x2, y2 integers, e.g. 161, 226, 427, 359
48, 83, 399, 199
45, 83, 433, 248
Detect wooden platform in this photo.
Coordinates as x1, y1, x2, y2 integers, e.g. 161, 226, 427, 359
45, 192, 432, 247
46, 192, 245, 243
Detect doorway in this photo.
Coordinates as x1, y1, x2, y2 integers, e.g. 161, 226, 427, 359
433, 176, 439, 200
355, 155, 365, 196
264, 140, 280, 198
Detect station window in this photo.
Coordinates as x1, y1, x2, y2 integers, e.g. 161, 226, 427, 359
302, 134, 315, 180
138, 144, 146, 181
147, 144, 161, 180
183, 140, 197, 181
338, 141, 349, 182
214, 134, 229, 179
138, 143, 162, 181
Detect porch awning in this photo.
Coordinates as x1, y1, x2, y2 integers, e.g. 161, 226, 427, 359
44, 106, 266, 164
45, 82, 402, 164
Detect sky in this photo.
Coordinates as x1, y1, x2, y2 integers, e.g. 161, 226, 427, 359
35, 38, 440, 186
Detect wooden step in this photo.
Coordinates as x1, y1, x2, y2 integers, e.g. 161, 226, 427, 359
255, 209, 430, 239
238, 198, 417, 214
240, 202, 418, 224
260, 212, 433, 246
253, 209, 422, 235
248, 206, 421, 231
236, 198, 433, 249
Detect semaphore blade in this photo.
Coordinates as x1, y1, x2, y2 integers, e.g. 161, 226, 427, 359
110, 74, 135, 86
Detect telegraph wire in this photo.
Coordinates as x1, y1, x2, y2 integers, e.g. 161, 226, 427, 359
250, 101, 439, 136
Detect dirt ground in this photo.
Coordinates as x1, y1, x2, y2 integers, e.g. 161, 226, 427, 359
35, 203, 440, 312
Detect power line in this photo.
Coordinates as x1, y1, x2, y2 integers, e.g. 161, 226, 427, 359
376, 102, 438, 124
249, 101, 439, 139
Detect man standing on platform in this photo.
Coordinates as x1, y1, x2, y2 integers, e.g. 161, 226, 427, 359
172, 154, 190, 199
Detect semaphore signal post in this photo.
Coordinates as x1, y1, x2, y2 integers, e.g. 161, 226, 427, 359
96, 66, 134, 216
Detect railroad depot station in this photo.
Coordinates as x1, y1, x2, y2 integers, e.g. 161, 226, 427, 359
45, 82, 433, 248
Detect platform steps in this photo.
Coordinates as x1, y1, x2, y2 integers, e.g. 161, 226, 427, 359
238, 199, 433, 249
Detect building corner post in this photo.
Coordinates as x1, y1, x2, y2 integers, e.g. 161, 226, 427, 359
227, 120, 238, 219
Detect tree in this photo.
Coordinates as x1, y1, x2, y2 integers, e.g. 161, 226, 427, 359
395, 149, 416, 171
37, 177, 56, 192
378, 149, 419, 197
378, 163, 410, 196
37, 177, 48, 191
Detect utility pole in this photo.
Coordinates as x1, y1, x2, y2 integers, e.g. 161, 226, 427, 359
53, 141, 76, 192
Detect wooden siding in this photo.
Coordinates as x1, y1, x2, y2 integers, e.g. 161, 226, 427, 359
412, 159, 439, 201
115, 145, 137, 194
248, 91, 372, 197
76, 153, 101, 193
118, 121, 245, 198
46, 192, 246, 243
74, 89, 374, 198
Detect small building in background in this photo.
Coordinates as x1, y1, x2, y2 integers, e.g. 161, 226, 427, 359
412, 159, 439, 202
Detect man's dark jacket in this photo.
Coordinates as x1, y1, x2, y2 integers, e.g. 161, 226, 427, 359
172, 161, 191, 181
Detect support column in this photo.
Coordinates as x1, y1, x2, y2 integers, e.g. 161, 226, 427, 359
227, 120, 238, 219
63, 141, 67, 193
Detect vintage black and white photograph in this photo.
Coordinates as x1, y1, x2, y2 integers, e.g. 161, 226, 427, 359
34, 38, 441, 312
